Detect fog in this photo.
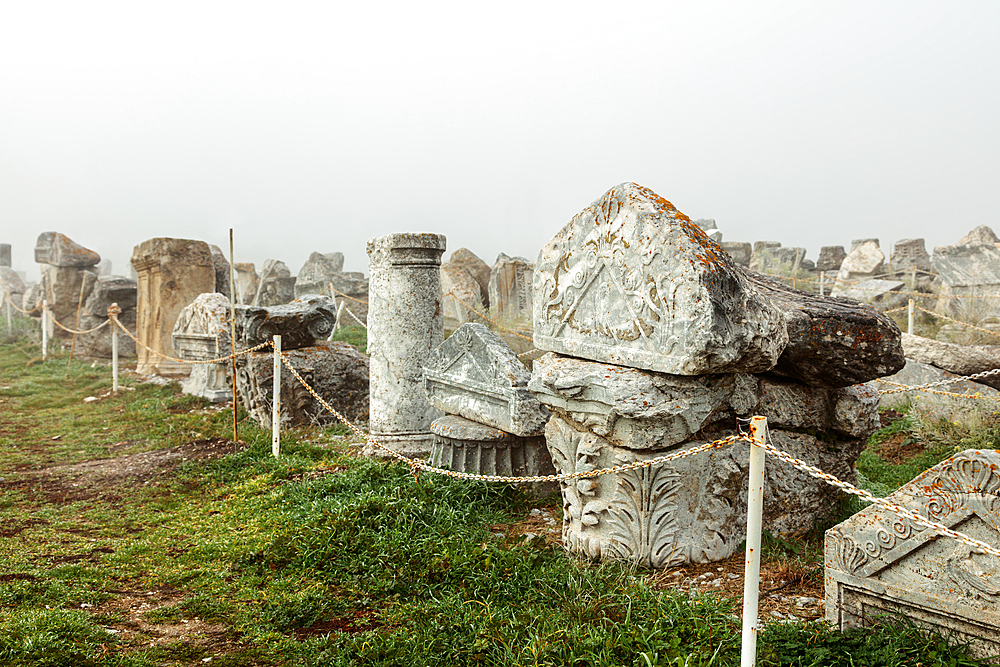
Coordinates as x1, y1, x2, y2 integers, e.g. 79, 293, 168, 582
2, 2, 998, 279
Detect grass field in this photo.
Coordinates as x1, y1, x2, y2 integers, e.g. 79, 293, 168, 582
0, 316, 991, 666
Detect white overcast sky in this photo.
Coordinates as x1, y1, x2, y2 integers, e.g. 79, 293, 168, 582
1, 1, 998, 279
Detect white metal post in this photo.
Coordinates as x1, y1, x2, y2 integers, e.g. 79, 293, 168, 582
41, 299, 48, 360
818, 271, 825, 297
111, 306, 119, 393
908, 299, 914, 336
272, 335, 281, 458
741, 416, 768, 667
334, 300, 346, 335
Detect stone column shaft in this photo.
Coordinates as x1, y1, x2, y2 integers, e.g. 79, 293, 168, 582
366, 232, 446, 458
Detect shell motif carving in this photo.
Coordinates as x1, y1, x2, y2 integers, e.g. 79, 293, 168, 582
605, 464, 682, 569
941, 454, 1000, 496
837, 535, 869, 574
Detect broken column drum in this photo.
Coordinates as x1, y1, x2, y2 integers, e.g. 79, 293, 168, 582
367, 233, 446, 457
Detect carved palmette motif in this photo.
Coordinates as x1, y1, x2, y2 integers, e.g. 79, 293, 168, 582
546, 419, 608, 559
606, 464, 683, 568
836, 534, 869, 574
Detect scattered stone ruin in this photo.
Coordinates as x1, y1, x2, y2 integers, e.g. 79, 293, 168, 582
826, 449, 1000, 661
228, 294, 369, 429
522, 182, 901, 566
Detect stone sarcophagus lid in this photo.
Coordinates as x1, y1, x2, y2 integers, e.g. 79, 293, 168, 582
423, 323, 549, 437
532, 182, 788, 376
825, 449, 1000, 661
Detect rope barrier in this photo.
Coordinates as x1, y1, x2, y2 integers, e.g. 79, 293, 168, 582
760, 436, 1000, 559
874, 378, 1000, 403
343, 306, 367, 329
272, 344, 1000, 561
3, 291, 34, 316
442, 291, 533, 342
912, 304, 1000, 340
48, 314, 110, 335
327, 286, 369, 306
275, 343, 749, 483
108, 311, 272, 365
874, 366, 1000, 395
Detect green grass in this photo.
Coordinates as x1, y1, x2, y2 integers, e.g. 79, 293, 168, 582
0, 332, 992, 666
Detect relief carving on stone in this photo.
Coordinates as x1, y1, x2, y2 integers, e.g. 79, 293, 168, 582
606, 463, 683, 568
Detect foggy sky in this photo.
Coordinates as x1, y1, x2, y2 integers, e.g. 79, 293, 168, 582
2, 2, 998, 280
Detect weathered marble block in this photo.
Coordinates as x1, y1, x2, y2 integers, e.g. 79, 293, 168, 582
490, 252, 533, 323
233, 294, 337, 350
826, 450, 1000, 661
295, 251, 346, 298
430, 415, 554, 480
531, 352, 877, 565
744, 272, 905, 387
533, 182, 788, 376
34, 232, 100, 268
235, 341, 369, 429
253, 259, 296, 307
424, 323, 549, 437
547, 415, 866, 566
171, 293, 232, 402
132, 237, 216, 376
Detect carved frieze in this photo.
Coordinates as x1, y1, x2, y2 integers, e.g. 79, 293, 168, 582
532, 182, 788, 375
424, 323, 549, 437
826, 449, 1000, 661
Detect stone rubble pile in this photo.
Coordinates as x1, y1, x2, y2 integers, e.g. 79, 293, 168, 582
525, 182, 900, 567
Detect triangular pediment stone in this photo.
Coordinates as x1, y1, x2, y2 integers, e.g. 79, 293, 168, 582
423, 323, 549, 436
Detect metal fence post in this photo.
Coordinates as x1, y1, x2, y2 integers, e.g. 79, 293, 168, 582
272, 335, 281, 458
111, 305, 119, 393
908, 299, 915, 336
741, 416, 768, 667
41, 299, 48, 360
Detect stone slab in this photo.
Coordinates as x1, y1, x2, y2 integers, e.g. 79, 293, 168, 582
253, 259, 296, 307
902, 333, 1000, 390
449, 248, 491, 308
489, 253, 533, 323
933, 243, 1000, 289
533, 182, 788, 376
743, 272, 906, 387
830, 279, 905, 303
825, 449, 1000, 662
424, 323, 549, 437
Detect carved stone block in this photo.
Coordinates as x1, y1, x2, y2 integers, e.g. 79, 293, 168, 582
34, 232, 100, 268
253, 259, 296, 307
825, 450, 1000, 662
430, 415, 554, 480
232, 294, 337, 351
547, 414, 862, 566
532, 182, 788, 376
424, 323, 549, 437
489, 252, 533, 324
131, 237, 216, 376
235, 341, 369, 429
